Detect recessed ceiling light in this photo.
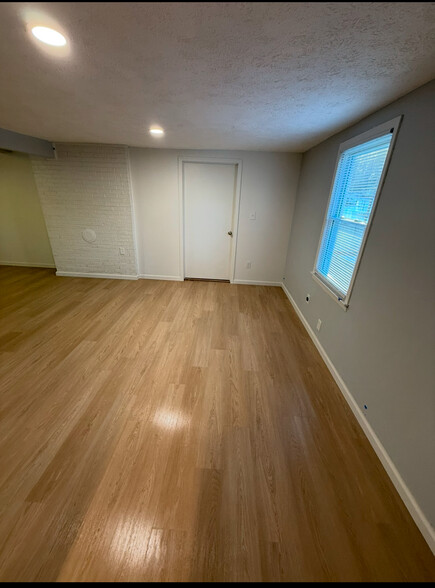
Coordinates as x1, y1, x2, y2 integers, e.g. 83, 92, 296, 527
31, 26, 66, 47
149, 127, 164, 137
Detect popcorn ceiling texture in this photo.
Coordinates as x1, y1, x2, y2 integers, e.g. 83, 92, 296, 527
31, 144, 137, 276
0, 2, 434, 151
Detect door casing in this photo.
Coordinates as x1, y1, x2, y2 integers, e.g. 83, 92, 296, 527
178, 156, 243, 283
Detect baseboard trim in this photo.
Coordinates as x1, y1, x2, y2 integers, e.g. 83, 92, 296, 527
281, 282, 435, 554
138, 274, 184, 282
232, 279, 282, 286
56, 271, 138, 280
138, 276, 281, 285
0, 261, 56, 269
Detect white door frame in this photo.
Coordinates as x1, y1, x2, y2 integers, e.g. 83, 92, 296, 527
178, 156, 243, 283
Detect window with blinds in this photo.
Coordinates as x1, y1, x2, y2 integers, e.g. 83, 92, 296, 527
313, 117, 401, 308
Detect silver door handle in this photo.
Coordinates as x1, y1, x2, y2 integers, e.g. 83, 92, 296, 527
228, 231, 233, 236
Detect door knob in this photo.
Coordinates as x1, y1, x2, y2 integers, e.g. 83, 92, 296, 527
228, 231, 233, 236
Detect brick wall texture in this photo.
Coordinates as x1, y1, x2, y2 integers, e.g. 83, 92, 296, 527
31, 143, 137, 276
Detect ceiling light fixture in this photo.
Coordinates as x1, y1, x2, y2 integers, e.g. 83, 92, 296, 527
31, 26, 66, 46
149, 127, 164, 137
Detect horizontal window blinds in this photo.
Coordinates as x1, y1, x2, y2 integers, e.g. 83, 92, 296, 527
316, 133, 392, 297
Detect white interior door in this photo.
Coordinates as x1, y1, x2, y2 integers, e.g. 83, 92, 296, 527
184, 162, 236, 280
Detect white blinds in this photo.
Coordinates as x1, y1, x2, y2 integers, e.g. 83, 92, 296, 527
316, 133, 392, 297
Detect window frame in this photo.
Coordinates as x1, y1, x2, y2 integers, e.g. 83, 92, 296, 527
312, 115, 403, 311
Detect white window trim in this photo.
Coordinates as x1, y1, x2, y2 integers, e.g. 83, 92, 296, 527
312, 115, 403, 311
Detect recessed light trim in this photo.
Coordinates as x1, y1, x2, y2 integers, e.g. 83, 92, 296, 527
31, 26, 66, 46
149, 127, 164, 137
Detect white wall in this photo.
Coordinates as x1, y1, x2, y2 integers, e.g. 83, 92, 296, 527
0, 150, 54, 268
129, 148, 301, 283
31, 144, 138, 277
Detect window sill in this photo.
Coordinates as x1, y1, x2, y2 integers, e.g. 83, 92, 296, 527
311, 272, 349, 311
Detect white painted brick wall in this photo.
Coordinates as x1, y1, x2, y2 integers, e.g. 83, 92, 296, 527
31, 143, 138, 276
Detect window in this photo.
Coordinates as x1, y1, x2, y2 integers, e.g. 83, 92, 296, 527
313, 116, 402, 309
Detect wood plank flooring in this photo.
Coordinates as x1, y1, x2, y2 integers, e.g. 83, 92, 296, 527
0, 266, 434, 582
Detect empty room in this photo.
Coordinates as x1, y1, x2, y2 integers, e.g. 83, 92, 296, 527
0, 1, 434, 582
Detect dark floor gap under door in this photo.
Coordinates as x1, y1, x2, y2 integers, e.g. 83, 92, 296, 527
184, 277, 230, 283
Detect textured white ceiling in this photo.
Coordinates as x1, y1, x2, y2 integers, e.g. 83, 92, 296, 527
0, 2, 434, 152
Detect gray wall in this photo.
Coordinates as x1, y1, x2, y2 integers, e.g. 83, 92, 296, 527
283, 80, 435, 527
0, 127, 54, 158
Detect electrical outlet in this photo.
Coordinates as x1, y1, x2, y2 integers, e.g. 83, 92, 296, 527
316, 319, 322, 332
246, 261, 251, 269
119, 247, 125, 255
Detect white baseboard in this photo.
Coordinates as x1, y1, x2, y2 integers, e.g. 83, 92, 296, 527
138, 274, 184, 282
56, 271, 138, 280
232, 279, 282, 286
281, 282, 435, 554
138, 276, 281, 286
0, 260, 56, 268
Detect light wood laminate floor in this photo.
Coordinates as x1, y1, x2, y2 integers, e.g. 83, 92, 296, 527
0, 266, 434, 582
